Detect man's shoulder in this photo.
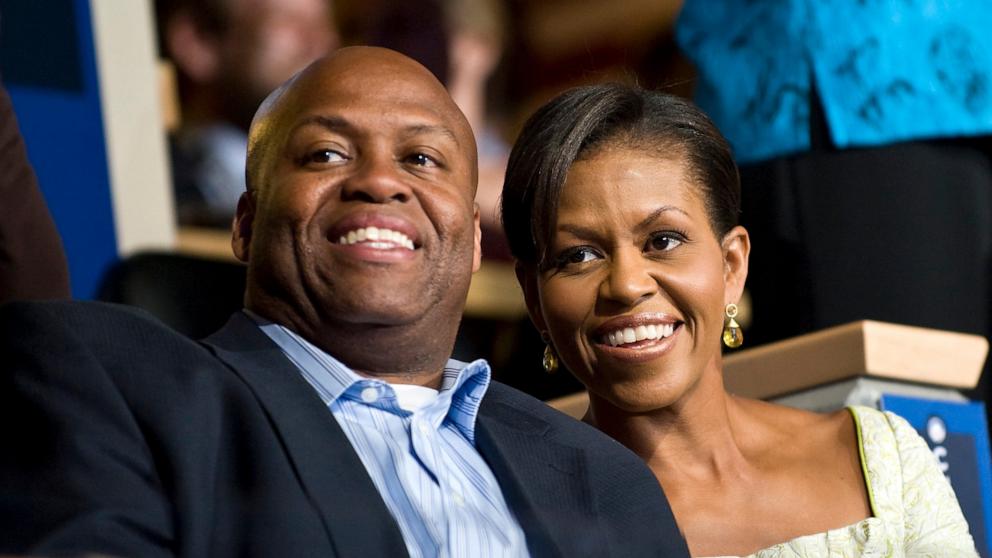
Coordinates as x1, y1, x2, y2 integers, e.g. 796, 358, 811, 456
481, 382, 629, 451
2, 299, 181, 333
0, 300, 213, 359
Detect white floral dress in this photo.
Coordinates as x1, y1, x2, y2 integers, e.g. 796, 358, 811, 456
706, 406, 979, 557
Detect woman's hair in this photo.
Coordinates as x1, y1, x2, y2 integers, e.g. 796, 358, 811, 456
500, 83, 740, 268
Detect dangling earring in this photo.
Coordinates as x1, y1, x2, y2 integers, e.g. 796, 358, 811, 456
540, 332, 559, 373
722, 303, 743, 348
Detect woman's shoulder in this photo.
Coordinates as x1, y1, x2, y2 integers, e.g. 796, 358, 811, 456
847, 405, 979, 554
846, 405, 938, 474
734, 397, 855, 454
734, 398, 865, 494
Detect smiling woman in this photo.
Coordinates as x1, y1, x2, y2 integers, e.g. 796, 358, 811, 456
501, 84, 980, 557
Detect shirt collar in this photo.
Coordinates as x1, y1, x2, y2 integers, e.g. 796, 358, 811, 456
245, 310, 492, 443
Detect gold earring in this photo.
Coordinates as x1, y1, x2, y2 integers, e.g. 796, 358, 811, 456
542, 345, 559, 373
722, 303, 743, 349
540, 331, 559, 373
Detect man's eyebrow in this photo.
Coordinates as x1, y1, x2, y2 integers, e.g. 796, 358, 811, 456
398, 124, 460, 146
290, 115, 353, 134
288, 116, 461, 146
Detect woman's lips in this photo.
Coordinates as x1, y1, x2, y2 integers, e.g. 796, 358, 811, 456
592, 322, 683, 363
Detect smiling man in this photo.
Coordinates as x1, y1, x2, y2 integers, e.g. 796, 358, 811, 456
0, 48, 688, 557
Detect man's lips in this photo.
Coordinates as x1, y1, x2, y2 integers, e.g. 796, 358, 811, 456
336, 226, 414, 250
328, 213, 422, 253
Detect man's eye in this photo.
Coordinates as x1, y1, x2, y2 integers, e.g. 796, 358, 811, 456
647, 232, 685, 252
305, 149, 347, 164
405, 153, 439, 167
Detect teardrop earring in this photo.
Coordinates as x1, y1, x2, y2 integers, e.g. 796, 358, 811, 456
540, 331, 559, 373
722, 303, 743, 349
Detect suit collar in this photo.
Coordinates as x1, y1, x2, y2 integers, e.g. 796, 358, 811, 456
202, 313, 409, 557
476, 392, 607, 558
203, 313, 605, 557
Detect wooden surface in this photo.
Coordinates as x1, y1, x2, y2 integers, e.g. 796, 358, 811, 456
547, 320, 988, 418
175, 227, 527, 319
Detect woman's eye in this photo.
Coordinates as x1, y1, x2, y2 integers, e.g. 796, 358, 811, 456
405, 152, 439, 167
647, 232, 685, 252
556, 247, 599, 268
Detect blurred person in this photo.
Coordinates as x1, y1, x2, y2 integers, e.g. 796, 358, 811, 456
0, 48, 688, 558
444, 0, 512, 259
337, 0, 513, 258
676, 1, 992, 352
0, 77, 69, 303
502, 83, 979, 556
156, 0, 337, 226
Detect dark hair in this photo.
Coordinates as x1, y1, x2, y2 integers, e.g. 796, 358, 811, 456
500, 83, 740, 267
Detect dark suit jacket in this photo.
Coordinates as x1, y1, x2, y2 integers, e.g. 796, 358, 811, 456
0, 301, 688, 557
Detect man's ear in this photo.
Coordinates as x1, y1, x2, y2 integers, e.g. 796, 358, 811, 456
721, 225, 751, 305
514, 262, 548, 334
232, 191, 256, 263
164, 10, 221, 83
472, 204, 482, 273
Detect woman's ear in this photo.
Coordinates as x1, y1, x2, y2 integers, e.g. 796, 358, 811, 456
514, 262, 549, 334
721, 225, 751, 304
232, 191, 256, 263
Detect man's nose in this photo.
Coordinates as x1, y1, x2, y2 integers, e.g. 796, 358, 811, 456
340, 155, 412, 204
599, 250, 658, 307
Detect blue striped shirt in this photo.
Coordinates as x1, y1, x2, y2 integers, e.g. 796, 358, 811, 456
249, 313, 530, 558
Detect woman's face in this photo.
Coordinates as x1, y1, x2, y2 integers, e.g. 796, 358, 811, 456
524, 147, 748, 413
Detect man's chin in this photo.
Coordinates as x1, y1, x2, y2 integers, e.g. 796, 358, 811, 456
321, 297, 433, 328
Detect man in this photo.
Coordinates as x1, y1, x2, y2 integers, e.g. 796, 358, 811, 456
0, 48, 688, 557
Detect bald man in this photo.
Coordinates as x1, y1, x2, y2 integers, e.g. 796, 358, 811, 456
0, 48, 688, 557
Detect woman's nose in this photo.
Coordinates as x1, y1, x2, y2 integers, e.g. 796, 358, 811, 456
340, 156, 412, 204
600, 250, 658, 307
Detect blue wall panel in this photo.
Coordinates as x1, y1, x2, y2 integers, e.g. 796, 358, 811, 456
2, 0, 118, 299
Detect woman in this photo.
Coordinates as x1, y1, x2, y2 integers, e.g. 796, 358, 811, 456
500, 84, 978, 556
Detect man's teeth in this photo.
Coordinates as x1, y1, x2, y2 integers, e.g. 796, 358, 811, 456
338, 226, 414, 250
605, 323, 676, 347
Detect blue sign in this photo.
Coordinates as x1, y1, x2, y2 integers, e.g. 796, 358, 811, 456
880, 395, 992, 557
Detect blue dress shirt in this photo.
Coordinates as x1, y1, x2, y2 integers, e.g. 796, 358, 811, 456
677, 0, 992, 163
249, 313, 529, 558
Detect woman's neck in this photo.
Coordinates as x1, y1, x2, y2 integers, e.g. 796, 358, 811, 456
585, 364, 756, 484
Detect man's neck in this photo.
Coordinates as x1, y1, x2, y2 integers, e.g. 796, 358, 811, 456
250, 306, 458, 390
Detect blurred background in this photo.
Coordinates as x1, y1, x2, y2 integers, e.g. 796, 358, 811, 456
3, 0, 992, 407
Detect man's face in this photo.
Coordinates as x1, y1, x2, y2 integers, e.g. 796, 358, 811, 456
237, 49, 481, 347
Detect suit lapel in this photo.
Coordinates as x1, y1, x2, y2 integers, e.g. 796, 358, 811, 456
202, 313, 408, 557
476, 393, 608, 558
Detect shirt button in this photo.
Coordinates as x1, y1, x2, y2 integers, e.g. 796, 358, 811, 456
452, 490, 465, 507
417, 422, 430, 434
360, 387, 379, 403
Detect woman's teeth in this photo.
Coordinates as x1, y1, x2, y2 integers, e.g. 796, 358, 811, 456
338, 226, 414, 250
605, 323, 676, 347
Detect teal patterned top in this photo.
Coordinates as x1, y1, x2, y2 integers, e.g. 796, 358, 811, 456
706, 406, 978, 557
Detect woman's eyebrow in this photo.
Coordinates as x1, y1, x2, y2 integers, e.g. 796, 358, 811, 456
637, 205, 689, 229
557, 206, 689, 239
